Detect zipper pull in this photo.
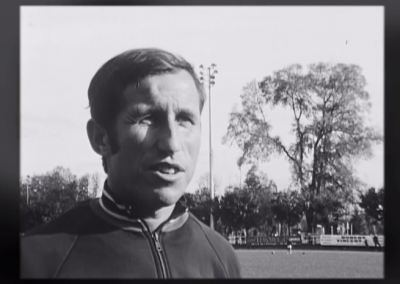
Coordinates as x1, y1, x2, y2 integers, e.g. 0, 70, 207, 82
153, 232, 162, 252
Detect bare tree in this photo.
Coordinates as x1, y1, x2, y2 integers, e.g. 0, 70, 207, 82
197, 172, 221, 196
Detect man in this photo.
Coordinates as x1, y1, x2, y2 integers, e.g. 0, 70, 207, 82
286, 239, 293, 255
373, 234, 381, 248
20, 48, 241, 278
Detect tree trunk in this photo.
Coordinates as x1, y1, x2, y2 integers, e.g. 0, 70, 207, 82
305, 207, 314, 233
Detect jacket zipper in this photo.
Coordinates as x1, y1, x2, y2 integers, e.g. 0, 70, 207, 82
152, 231, 168, 278
137, 219, 168, 278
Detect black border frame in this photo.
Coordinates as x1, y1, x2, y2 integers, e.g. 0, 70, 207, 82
1, 0, 399, 282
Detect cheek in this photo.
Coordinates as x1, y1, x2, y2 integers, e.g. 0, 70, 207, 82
185, 131, 201, 164
117, 129, 149, 169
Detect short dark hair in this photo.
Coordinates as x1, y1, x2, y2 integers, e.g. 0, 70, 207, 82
88, 48, 205, 172
88, 48, 205, 129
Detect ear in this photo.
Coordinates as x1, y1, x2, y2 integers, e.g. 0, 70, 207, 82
86, 119, 111, 157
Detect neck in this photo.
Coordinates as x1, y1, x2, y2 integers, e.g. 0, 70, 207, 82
104, 179, 177, 232
142, 204, 176, 232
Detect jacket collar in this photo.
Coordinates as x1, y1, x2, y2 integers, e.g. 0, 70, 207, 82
97, 180, 189, 232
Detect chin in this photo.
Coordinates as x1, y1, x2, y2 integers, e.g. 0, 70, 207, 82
154, 185, 185, 206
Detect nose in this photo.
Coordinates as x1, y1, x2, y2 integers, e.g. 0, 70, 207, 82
157, 117, 181, 155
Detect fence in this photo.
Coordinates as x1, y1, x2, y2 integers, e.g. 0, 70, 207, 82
320, 235, 384, 247
228, 234, 384, 247
301, 235, 321, 245
229, 235, 302, 246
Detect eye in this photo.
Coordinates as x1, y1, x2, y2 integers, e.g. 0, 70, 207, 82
177, 114, 195, 127
139, 116, 154, 125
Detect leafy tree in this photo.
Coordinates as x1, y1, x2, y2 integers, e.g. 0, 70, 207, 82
358, 187, 384, 224
350, 206, 369, 235
242, 165, 275, 229
244, 165, 275, 192
20, 167, 100, 233
183, 172, 222, 229
271, 190, 303, 236
312, 186, 352, 229
219, 187, 253, 234
219, 167, 275, 235
223, 63, 382, 232
183, 187, 218, 226
75, 173, 102, 200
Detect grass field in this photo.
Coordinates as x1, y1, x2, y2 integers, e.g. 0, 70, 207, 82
236, 249, 383, 278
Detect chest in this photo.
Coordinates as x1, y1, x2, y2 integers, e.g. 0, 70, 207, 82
54, 230, 227, 278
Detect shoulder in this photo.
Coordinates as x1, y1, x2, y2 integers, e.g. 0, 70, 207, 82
23, 199, 110, 236
187, 213, 231, 249
186, 213, 241, 277
20, 199, 112, 278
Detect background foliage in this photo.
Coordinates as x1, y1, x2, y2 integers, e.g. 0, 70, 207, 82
20, 166, 100, 233
223, 63, 383, 233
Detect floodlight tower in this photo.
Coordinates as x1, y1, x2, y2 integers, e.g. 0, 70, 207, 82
26, 175, 31, 205
199, 63, 218, 230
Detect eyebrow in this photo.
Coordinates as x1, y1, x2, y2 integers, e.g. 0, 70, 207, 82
127, 104, 198, 119
128, 104, 154, 115
175, 108, 198, 121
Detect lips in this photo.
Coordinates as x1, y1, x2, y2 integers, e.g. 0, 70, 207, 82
148, 162, 184, 175
147, 162, 185, 183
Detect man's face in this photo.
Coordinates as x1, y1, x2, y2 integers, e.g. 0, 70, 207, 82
107, 70, 201, 209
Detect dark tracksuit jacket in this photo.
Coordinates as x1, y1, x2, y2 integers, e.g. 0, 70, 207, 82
20, 188, 241, 279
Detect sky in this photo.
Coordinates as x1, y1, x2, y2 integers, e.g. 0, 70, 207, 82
20, 6, 384, 196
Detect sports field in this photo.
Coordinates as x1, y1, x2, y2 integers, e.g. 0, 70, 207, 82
236, 249, 383, 278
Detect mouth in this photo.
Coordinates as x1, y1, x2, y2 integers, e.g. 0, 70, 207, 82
147, 162, 184, 175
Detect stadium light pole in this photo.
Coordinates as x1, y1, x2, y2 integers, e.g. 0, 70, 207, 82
26, 175, 31, 205
199, 63, 218, 230
239, 165, 242, 190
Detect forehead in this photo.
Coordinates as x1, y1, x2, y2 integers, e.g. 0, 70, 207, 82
121, 70, 200, 110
